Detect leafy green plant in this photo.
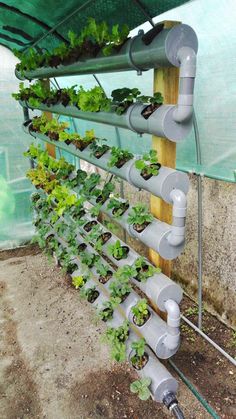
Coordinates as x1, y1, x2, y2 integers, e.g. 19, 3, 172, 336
107, 240, 129, 260
80, 251, 99, 268
80, 173, 101, 198
127, 203, 154, 232
114, 265, 137, 282
131, 299, 150, 326
72, 275, 85, 289
130, 377, 151, 401
90, 138, 109, 158
109, 272, 132, 303
106, 197, 129, 218
135, 149, 161, 179
98, 300, 114, 322
108, 146, 134, 168
15, 19, 129, 75
134, 257, 161, 282
77, 85, 111, 112
111, 87, 141, 115
111, 88, 163, 115
130, 338, 148, 370
94, 260, 112, 284
96, 181, 115, 204
103, 320, 129, 362
80, 285, 99, 303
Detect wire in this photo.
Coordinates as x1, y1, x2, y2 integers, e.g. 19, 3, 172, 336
193, 109, 203, 330
169, 360, 220, 418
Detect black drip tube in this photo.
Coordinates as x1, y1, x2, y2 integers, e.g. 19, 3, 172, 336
163, 392, 185, 419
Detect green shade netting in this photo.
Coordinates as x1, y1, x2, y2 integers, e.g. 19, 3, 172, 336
0, 0, 189, 52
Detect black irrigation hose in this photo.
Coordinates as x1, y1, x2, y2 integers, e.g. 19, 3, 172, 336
170, 404, 185, 419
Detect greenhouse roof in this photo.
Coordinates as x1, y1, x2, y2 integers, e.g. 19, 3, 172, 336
0, 0, 189, 52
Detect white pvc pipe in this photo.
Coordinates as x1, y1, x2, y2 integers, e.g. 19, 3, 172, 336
164, 299, 181, 351
167, 189, 187, 246
173, 47, 197, 123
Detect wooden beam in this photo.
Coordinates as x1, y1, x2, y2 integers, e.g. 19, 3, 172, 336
42, 79, 56, 158
149, 21, 180, 278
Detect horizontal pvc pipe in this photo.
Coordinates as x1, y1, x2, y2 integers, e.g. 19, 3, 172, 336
24, 121, 190, 202
121, 292, 180, 359
98, 200, 185, 260
15, 24, 198, 80
20, 100, 193, 142
127, 340, 178, 403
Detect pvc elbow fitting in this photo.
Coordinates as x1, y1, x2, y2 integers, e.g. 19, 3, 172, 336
173, 46, 197, 123
168, 189, 187, 246
164, 300, 181, 351
173, 104, 193, 123
170, 189, 187, 218
164, 299, 181, 328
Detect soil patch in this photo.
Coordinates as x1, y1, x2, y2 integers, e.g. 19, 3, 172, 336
0, 244, 40, 261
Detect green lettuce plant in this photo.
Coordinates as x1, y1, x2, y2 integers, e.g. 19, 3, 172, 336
107, 240, 129, 260
127, 203, 154, 232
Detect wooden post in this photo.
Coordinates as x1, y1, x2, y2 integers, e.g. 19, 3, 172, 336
149, 21, 180, 278
42, 79, 56, 158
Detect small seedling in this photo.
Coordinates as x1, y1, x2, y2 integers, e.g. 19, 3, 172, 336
130, 377, 152, 401
80, 286, 99, 303
127, 203, 154, 232
109, 271, 132, 302
106, 197, 129, 218
107, 240, 129, 260
130, 338, 148, 370
135, 150, 161, 179
72, 275, 85, 289
98, 300, 114, 322
108, 147, 133, 168
131, 299, 150, 326
103, 320, 129, 362
133, 257, 161, 282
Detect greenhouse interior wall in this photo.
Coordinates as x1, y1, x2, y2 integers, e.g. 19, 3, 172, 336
1, 0, 235, 332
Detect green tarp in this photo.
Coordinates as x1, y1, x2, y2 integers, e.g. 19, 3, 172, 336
0, 0, 189, 52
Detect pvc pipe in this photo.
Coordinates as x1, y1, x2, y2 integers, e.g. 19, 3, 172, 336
98, 199, 185, 259
22, 106, 30, 122
121, 292, 179, 359
164, 300, 181, 351
53, 219, 179, 359
167, 189, 187, 247
127, 342, 178, 402
173, 47, 197, 123
24, 121, 190, 202
20, 100, 192, 142
15, 24, 198, 80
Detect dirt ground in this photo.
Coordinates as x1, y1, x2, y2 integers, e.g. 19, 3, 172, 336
0, 246, 235, 419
